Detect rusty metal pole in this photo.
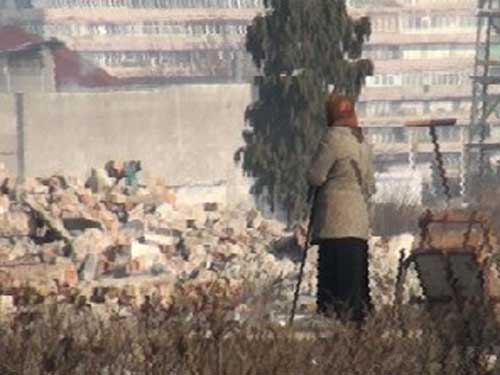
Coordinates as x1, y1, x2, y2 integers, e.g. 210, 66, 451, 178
289, 187, 317, 326
405, 118, 457, 207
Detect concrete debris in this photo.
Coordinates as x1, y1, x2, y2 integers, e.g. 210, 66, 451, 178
144, 231, 175, 246
85, 168, 113, 194
0, 210, 34, 237
72, 229, 113, 261
122, 219, 145, 240
0, 194, 9, 215
130, 240, 163, 272
0, 164, 290, 313
62, 217, 103, 232
0, 162, 417, 319
79, 253, 99, 282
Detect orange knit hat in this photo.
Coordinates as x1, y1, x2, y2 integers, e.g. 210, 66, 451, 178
325, 93, 358, 128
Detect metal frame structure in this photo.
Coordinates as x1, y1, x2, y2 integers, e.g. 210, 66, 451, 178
466, 0, 500, 198
389, 3, 500, 324
470, 0, 500, 138
405, 118, 457, 206
395, 209, 497, 308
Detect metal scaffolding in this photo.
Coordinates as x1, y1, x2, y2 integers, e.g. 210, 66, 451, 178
470, 0, 500, 138
465, 0, 500, 200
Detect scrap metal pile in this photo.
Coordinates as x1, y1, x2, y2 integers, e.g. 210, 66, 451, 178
397, 118, 500, 321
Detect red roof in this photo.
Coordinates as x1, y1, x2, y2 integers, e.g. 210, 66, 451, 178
0, 25, 120, 89
52, 46, 120, 88
0, 25, 43, 51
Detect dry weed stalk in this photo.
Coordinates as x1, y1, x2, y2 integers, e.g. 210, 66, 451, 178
1, 282, 500, 375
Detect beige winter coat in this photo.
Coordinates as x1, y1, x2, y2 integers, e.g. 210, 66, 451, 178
307, 126, 376, 242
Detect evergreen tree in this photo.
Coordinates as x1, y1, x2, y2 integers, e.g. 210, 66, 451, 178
235, 0, 373, 225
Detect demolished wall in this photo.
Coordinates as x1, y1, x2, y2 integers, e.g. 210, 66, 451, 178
0, 168, 425, 320
0, 84, 254, 207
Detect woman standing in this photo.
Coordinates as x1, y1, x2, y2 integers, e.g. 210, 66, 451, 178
307, 93, 376, 323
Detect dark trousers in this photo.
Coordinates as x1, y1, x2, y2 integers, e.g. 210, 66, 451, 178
317, 237, 372, 322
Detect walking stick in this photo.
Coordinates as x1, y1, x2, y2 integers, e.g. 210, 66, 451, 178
289, 187, 317, 326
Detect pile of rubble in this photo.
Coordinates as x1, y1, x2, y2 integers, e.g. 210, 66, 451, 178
0, 161, 428, 322
0, 163, 321, 319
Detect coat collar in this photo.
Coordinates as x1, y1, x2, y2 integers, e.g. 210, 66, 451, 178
328, 126, 353, 136
327, 126, 365, 144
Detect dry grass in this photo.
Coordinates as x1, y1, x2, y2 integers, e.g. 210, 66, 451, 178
1, 289, 500, 375
2, 195, 500, 374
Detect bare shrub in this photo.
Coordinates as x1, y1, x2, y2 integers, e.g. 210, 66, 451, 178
1, 288, 500, 375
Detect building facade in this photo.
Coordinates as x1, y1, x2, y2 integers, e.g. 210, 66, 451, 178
351, 0, 487, 202
0, 25, 120, 92
0, 40, 57, 93
0, 0, 263, 83
1, 0, 494, 202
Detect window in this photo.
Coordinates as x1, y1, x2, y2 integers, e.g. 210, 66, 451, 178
415, 16, 422, 29
438, 128, 461, 143
369, 127, 407, 144
367, 74, 401, 87
366, 102, 392, 117
421, 16, 430, 29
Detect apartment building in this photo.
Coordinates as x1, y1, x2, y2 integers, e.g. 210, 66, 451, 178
350, 0, 484, 199
0, 0, 263, 82
0, 25, 120, 92
0, 0, 489, 197
0, 0, 478, 96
